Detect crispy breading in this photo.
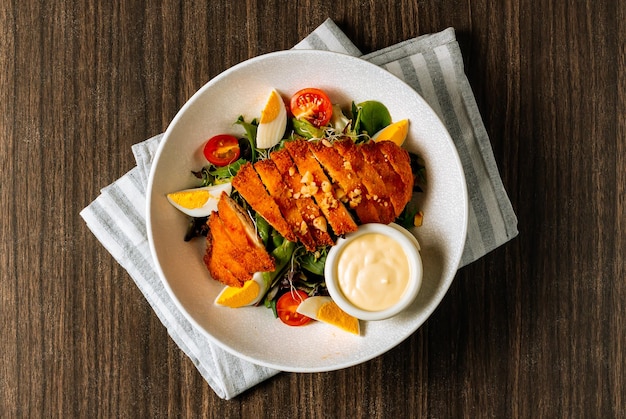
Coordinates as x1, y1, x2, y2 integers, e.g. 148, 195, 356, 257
376, 140, 414, 207
270, 149, 335, 247
204, 216, 246, 287
307, 140, 381, 224
207, 214, 255, 281
285, 140, 358, 237
216, 193, 275, 273
360, 140, 409, 217
333, 139, 396, 224
203, 251, 243, 288
232, 162, 297, 242
254, 159, 318, 251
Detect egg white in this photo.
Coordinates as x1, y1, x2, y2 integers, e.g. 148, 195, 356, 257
166, 183, 232, 217
214, 272, 268, 307
256, 89, 287, 149
296, 296, 360, 335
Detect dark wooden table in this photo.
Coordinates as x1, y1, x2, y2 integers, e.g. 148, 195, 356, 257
2, 1, 624, 417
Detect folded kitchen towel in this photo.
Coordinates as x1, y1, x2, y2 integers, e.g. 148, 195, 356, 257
80, 18, 518, 400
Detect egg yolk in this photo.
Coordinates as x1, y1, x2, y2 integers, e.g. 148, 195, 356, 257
317, 301, 360, 335
215, 280, 260, 308
167, 190, 210, 209
260, 90, 282, 123
373, 119, 409, 146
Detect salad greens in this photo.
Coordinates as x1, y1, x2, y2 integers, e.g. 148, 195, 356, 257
292, 118, 325, 139
352, 100, 392, 136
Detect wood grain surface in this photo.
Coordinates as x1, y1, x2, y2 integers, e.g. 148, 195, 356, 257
2, 1, 624, 417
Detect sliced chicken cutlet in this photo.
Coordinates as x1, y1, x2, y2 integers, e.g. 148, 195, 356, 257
270, 148, 335, 247
360, 140, 410, 217
204, 232, 244, 288
376, 140, 414, 206
216, 193, 275, 273
232, 162, 297, 242
307, 140, 381, 224
205, 213, 255, 286
333, 139, 396, 224
254, 159, 318, 251
285, 140, 358, 237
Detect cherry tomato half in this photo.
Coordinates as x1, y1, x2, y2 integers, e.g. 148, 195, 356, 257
276, 289, 311, 326
289, 88, 333, 128
203, 134, 241, 166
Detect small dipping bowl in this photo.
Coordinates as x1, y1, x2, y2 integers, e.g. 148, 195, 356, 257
325, 223, 423, 321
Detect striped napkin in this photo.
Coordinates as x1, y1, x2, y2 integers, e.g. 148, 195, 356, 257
80, 18, 517, 400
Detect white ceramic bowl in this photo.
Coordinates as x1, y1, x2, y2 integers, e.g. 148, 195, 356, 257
325, 223, 423, 321
147, 49, 468, 372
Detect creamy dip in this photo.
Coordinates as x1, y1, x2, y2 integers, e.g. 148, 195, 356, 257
336, 232, 411, 311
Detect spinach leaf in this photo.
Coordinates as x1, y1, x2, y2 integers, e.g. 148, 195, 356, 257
297, 247, 328, 276
262, 240, 297, 308
396, 203, 420, 230
356, 100, 392, 136
235, 115, 258, 162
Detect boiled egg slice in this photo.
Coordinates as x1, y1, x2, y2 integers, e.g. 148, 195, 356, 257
256, 89, 287, 149
214, 272, 268, 308
372, 119, 409, 146
166, 183, 232, 217
296, 296, 360, 335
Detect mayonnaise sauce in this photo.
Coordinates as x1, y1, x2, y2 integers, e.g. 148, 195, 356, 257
336, 232, 411, 311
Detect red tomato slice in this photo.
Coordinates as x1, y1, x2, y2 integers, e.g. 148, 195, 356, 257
276, 289, 311, 326
289, 88, 333, 128
203, 134, 241, 166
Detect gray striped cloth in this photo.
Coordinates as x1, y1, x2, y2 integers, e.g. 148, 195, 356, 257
80, 18, 518, 400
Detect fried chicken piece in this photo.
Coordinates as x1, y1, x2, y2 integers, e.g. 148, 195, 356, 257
270, 148, 335, 247
203, 193, 276, 287
216, 193, 275, 273
232, 162, 297, 242
254, 159, 318, 252
360, 140, 409, 217
333, 139, 396, 224
205, 213, 255, 286
376, 140, 415, 207
204, 235, 244, 288
285, 140, 358, 237
307, 139, 381, 224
